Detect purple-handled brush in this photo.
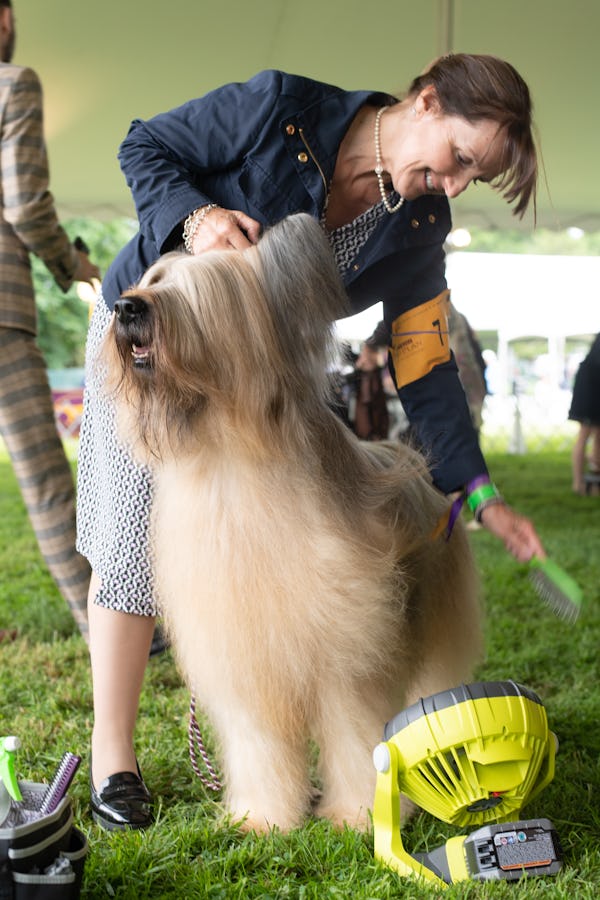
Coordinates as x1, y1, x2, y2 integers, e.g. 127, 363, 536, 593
39, 752, 81, 815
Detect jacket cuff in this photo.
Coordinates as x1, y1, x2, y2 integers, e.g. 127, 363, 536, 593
53, 244, 80, 292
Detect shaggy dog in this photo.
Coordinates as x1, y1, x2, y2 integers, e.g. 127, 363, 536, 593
104, 213, 482, 833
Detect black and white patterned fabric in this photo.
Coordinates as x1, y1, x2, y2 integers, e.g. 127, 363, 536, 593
323, 198, 392, 275
76, 293, 158, 616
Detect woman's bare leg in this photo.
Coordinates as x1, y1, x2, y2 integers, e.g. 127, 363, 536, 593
572, 424, 591, 494
589, 427, 600, 472
88, 570, 155, 786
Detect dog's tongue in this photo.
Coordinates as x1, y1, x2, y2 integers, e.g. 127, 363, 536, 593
132, 344, 150, 358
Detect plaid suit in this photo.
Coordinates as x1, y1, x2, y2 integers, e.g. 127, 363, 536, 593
0, 63, 90, 637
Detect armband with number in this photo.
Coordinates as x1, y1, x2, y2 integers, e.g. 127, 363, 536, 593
389, 289, 451, 389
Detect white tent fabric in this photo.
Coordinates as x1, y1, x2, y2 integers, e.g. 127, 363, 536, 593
337, 254, 599, 343
446, 253, 600, 340
447, 252, 599, 399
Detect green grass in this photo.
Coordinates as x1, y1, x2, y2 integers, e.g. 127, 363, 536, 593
1, 448, 599, 897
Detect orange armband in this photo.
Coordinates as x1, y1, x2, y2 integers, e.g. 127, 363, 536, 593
389, 289, 451, 389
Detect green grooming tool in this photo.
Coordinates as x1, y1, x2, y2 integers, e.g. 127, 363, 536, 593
529, 557, 583, 623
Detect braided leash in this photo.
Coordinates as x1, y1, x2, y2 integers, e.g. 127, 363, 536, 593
188, 695, 222, 792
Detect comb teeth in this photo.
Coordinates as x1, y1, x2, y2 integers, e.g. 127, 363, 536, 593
528, 558, 583, 623
528, 571, 579, 622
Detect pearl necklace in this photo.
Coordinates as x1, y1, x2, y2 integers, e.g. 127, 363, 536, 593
374, 106, 404, 214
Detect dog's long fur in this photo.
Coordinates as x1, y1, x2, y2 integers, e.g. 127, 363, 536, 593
104, 213, 482, 833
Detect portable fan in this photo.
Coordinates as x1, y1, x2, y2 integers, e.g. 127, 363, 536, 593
372, 680, 561, 886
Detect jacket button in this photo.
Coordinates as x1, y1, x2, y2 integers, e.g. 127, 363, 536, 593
297, 151, 309, 163
411, 218, 420, 228
352, 263, 360, 271
285, 124, 295, 135
428, 214, 436, 224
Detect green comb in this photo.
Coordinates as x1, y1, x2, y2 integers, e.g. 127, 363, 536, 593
528, 556, 583, 623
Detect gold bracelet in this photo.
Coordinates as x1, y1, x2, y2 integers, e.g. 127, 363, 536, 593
182, 204, 220, 253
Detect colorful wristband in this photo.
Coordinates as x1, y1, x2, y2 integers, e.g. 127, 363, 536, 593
466, 482, 500, 514
433, 475, 500, 542
466, 474, 491, 494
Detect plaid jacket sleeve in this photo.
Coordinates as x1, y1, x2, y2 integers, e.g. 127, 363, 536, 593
0, 65, 77, 291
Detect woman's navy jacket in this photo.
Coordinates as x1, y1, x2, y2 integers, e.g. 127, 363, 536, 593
103, 69, 486, 492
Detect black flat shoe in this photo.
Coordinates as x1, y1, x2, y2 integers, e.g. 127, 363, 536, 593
90, 767, 153, 831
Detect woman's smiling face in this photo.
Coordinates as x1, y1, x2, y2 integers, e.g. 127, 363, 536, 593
384, 86, 507, 202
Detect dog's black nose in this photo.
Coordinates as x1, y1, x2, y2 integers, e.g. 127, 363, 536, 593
114, 295, 147, 324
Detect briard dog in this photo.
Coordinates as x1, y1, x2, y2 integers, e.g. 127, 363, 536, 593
104, 213, 482, 833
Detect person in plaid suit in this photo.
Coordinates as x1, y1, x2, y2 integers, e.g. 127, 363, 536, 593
0, 0, 99, 640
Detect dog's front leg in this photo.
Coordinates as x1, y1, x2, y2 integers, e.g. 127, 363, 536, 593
210, 704, 312, 834
312, 682, 394, 831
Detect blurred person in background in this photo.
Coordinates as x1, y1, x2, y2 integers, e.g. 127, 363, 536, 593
0, 0, 100, 640
568, 332, 600, 495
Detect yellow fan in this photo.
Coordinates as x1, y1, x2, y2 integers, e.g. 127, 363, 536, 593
372, 681, 560, 886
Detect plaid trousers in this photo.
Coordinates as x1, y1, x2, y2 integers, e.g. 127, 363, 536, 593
0, 328, 90, 638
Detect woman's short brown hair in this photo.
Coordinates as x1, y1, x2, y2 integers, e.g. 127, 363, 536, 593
407, 53, 537, 218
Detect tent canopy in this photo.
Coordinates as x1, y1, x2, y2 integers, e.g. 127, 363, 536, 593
15, 0, 600, 231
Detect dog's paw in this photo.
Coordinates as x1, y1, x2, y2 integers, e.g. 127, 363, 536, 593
224, 798, 307, 835
232, 810, 305, 835
236, 814, 279, 835
314, 800, 371, 832
215, 803, 276, 835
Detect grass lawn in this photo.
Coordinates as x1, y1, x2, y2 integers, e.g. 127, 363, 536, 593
0, 447, 599, 898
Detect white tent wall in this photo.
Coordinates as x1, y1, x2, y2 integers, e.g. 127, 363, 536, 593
447, 252, 599, 398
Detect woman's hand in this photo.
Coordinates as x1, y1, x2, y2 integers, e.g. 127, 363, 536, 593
479, 501, 545, 562
190, 206, 261, 253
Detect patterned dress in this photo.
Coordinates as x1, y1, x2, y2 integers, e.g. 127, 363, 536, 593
76, 295, 156, 614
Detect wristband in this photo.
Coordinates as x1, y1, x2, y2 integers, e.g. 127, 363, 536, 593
466, 474, 491, 492
466, 475, 504, 523
183, 204, 220, 253
432, 475, 501, 541
466, 482, 500, 514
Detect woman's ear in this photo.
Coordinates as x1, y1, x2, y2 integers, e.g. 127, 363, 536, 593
414, 84, 441, 118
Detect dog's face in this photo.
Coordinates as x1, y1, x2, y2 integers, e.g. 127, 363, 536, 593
113, 293, 155, 371
111, 251, 254, 386
107, 250, 282, 447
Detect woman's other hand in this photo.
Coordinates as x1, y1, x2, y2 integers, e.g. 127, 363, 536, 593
479, 501, 546, 562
